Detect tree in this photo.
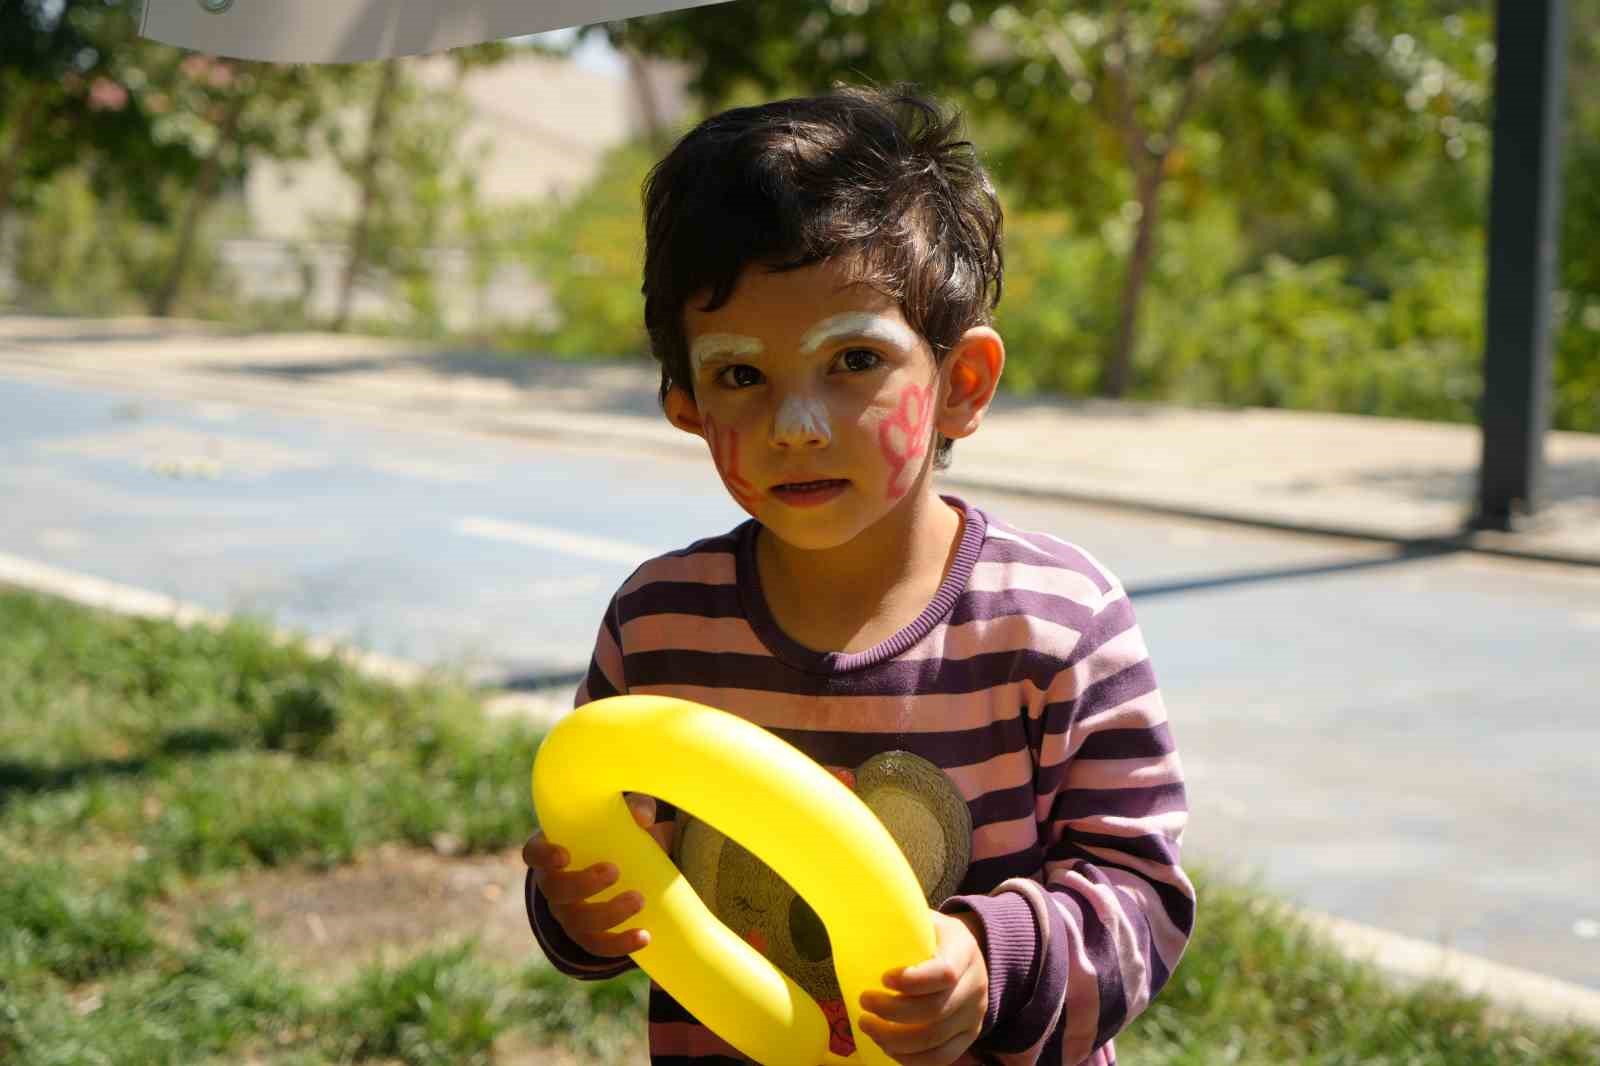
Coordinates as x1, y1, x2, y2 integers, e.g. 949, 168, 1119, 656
331, 41, 509, 332
123, 49, 347, 317
989, 0, 1491, 394
585, 0, 1494, 396
0, 0, 176, 253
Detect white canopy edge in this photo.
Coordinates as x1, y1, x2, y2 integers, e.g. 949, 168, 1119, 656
139, 0, 729, 63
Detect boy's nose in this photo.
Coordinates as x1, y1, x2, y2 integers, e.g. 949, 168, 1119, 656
770, 395, 832, 448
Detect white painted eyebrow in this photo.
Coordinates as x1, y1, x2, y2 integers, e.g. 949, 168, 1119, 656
798, 313, 919, 356
689, 333, 765, 371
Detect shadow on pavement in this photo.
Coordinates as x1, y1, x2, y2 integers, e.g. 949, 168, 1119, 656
1128, 540, 1465, 599
217, 348, 667, 419
496, 668, 588, 693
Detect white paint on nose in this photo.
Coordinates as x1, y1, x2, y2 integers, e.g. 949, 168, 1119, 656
773, 394, 831, 445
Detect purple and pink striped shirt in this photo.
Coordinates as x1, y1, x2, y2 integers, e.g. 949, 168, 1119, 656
528, 496, 1194, 1065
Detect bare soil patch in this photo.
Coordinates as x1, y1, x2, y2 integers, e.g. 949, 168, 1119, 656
167, 845, 649, 1063
177, 844, 541, 982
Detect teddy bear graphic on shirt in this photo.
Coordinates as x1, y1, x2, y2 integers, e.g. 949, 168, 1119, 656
671, 750, 974, 1057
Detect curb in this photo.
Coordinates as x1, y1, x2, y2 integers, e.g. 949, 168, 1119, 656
3, 551, 1598, 1030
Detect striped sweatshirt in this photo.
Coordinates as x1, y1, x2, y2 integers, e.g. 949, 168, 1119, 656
528, 495, 1194, 1065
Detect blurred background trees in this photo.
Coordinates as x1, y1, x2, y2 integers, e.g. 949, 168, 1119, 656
0, 0, 1595, 431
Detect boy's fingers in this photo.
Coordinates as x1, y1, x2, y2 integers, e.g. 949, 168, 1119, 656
857, 1008, 971, 1061
538, 862, 619, 905
578, 926, 651, 958
882, 959, 959, 995
859, 986, 956, 1025
564, 891, 646, 936
522, 834, 567, 870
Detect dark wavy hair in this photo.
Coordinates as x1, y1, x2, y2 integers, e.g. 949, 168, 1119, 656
641, 85, 1004, 468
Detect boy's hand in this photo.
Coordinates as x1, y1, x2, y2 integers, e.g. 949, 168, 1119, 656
523, 794, 674, 958
856, 910, 988, 1066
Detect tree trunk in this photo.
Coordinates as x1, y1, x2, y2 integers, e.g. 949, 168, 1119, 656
0, 78, 50, 262
151, 92, 247, 318
625, 48, 667, 152
1102, 166, 1165, 399
333, 59, 400, 333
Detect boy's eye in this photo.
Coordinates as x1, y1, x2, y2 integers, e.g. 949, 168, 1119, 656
838, 349, 881, 373
717, 364, 765, 388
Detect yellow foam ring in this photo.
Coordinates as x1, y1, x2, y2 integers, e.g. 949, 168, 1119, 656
531, 695, 937, 1066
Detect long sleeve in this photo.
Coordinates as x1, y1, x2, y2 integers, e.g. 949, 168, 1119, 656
942, 587, 1195, 1064
526, 597, 647, 979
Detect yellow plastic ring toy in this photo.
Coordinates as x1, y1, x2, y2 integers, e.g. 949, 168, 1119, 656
530, 695, 936, 1066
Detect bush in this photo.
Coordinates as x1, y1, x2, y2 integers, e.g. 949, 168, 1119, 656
508, 142, 656, 359
10, 167, 238, 318
999, 193, 1492, 423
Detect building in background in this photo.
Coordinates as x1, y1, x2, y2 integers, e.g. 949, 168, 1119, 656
228, 46, 689, 332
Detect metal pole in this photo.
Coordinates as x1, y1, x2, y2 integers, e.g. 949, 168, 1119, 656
1473, 0, 1569, 531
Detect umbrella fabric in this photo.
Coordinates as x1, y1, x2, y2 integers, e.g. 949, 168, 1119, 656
140, 0, 729, 63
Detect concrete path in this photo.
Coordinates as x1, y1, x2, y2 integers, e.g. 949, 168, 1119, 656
2, 313, 1596, 566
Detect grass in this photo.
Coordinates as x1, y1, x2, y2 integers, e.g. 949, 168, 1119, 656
2, 585, 1597, 1064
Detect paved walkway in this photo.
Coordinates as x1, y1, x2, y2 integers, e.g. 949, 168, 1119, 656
2, 313, 1597, 565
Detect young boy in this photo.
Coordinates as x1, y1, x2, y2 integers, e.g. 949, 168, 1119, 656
524, 86, 1194, 1066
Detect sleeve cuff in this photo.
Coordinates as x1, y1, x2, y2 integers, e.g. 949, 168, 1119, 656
940, 888, 1040, 1039
525, 869, 636, 979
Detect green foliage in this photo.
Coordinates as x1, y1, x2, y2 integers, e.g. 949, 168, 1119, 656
0, 587, 540, 879
1118, 867, 1600, 1065
327, 944, 504, 1065
8, 166, 237, 316
509, 142, 656, 358
3, 2, 1592, 429
259, 679, 341, 756
1149, 248, 1484, 420
516, 964, 650, 1057
589, 0, 1593, 428
592, 0, 1008, 108
308, 62, 499, 337
992, 209, 1124, 395
0, 861, 155, 982
1554, 15, 1600, 433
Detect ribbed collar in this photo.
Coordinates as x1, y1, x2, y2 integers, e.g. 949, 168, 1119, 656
737, 494, 987, 675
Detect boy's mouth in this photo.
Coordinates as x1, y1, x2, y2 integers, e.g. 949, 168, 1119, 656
770, 478, 850, 506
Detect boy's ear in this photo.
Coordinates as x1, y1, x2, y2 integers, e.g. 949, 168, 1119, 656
664, 385, 706, 437
936, 327, 1005, 441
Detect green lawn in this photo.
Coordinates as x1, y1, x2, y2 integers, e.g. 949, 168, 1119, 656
2, 587, 1596, 1064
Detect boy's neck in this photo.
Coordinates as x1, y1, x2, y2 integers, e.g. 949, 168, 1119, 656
755, 489, 964, 651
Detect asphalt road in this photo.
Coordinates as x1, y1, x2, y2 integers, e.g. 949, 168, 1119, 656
3, 372, 1597, 992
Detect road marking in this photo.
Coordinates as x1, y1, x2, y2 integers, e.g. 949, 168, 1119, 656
455, 516, 659, 566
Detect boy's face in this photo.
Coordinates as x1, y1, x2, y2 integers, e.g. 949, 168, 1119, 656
667, 259, 998, 552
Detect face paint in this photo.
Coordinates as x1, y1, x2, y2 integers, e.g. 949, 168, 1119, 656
703, 411, 760, 512
690, 333, 764, 374
773, 394, 831, 445
878, 383, 935, 501
798, 313, 919, 356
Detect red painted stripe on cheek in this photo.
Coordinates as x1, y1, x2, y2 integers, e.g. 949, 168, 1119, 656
704, 412, 760, 511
